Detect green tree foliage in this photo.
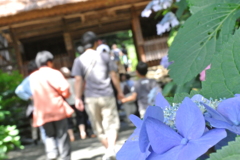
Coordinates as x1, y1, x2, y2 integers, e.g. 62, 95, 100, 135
0, 71, 27, 125
0, 102, 23, 159
0, 70, 25, 159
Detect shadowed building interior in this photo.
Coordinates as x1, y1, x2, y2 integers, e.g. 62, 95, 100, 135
0, 0, 169, 75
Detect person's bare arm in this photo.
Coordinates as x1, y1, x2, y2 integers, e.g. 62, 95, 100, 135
110, 71, 124, 100
75, 76, 84, 111
121, 92, 137, 103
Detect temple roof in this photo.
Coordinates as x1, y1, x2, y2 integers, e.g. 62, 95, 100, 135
0, 0, 148, 27
0, 0, 87, 18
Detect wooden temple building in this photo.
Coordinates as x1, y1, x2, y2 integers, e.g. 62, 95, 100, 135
0, 0, 169, 75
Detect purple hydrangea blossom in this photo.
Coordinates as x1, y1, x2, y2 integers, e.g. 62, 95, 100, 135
154, 93, 171, 109
157, 12, 179, 35
141, 0, 175, 18
160, 55, 173, 69
202, 95, 240, 134
116, 106, 164, 160
155, 93, 212, 129
152, 0, 173, 12
141, 1, 153, 17
144, 97, 226, 160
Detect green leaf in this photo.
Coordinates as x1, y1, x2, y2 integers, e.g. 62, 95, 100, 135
165, 97, 174, 104
168, 1, 240, 85
13, 136, 20, 141
189, 89, 200, 97
201, 29, 240, 99
173, 92, 190, 103
162, 82, 175, 96
187, 0, 236, 14
176, 0, 188, 19
8, 129, 19, 136
3, 136, 12, 142
187, 0, 222, 14
207, 136, 240, 160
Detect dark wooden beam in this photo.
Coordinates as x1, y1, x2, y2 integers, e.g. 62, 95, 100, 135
67, 14, 132, 31
16, 12, 132, 39
63, 32, 75, 63
20, 32, 62, 43
131, 7, 145, 62
9, 28, 23, 73
6, 1, 146, 29
71, 20, 131, 40
14, 20, 63, 34
16, 25, 63, 39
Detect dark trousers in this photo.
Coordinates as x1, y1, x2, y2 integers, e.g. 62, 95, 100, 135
43, 119, 71, 160
67, 105, 87, 129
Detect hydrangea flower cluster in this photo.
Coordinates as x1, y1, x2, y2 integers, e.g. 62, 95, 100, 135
156, 12, 179, 35
116, 93, 240, 160
162, 103, 178, 129
141, 0, 181, 35
202, 95, 240, 134
162, 94, 224, 129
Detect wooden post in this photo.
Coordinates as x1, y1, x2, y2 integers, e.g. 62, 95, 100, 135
9, 28, 23, 74
63, 32, 75, 63
62, 18, 75, 64
131, 7, 146, 62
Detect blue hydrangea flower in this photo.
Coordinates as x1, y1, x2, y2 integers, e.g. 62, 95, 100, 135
202, 95, 240, 134
116, 106, 164, 160
144, 97, 226, 160
155, 93, 210, 129
157, 12, 179, 35
141, 0, 175, 18
160, 55, 173, 69
141, 1, 153, 17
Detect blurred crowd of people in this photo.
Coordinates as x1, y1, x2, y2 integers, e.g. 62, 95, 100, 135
15, 31, 162, 160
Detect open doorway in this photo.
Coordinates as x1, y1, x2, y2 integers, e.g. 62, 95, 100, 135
74, 30, 138, 72
99, 30, 138, 72
98, 30, 137, 71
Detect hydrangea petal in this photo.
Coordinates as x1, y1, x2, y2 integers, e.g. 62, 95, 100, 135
152, 4, 162, 12
217, 97, 240, 125
116, 141, 148, 160
176, 97, 205, 139
139, 120, 149, 152
206, 116, 240, 134
178, 129, 226, 160
129, 114, 142, 128
205, 116, 233, 130
201, 103, 229, 122
117, 127, 151, 159
143, 106, 164, 121
229, 126, 240, 134
141, 1, 153, 18
146, 145, 183, 160
117, 127, 148, 160
145, 117, 182, 154
235, 94, 240, 97
155, 93, 171, 109
128, 127, 140, 142
139, 106, 164, 152
191, 94, 210, 103
215, 130, 237, 150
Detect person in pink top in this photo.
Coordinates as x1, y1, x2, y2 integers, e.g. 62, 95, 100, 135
30, 51, 74, 160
